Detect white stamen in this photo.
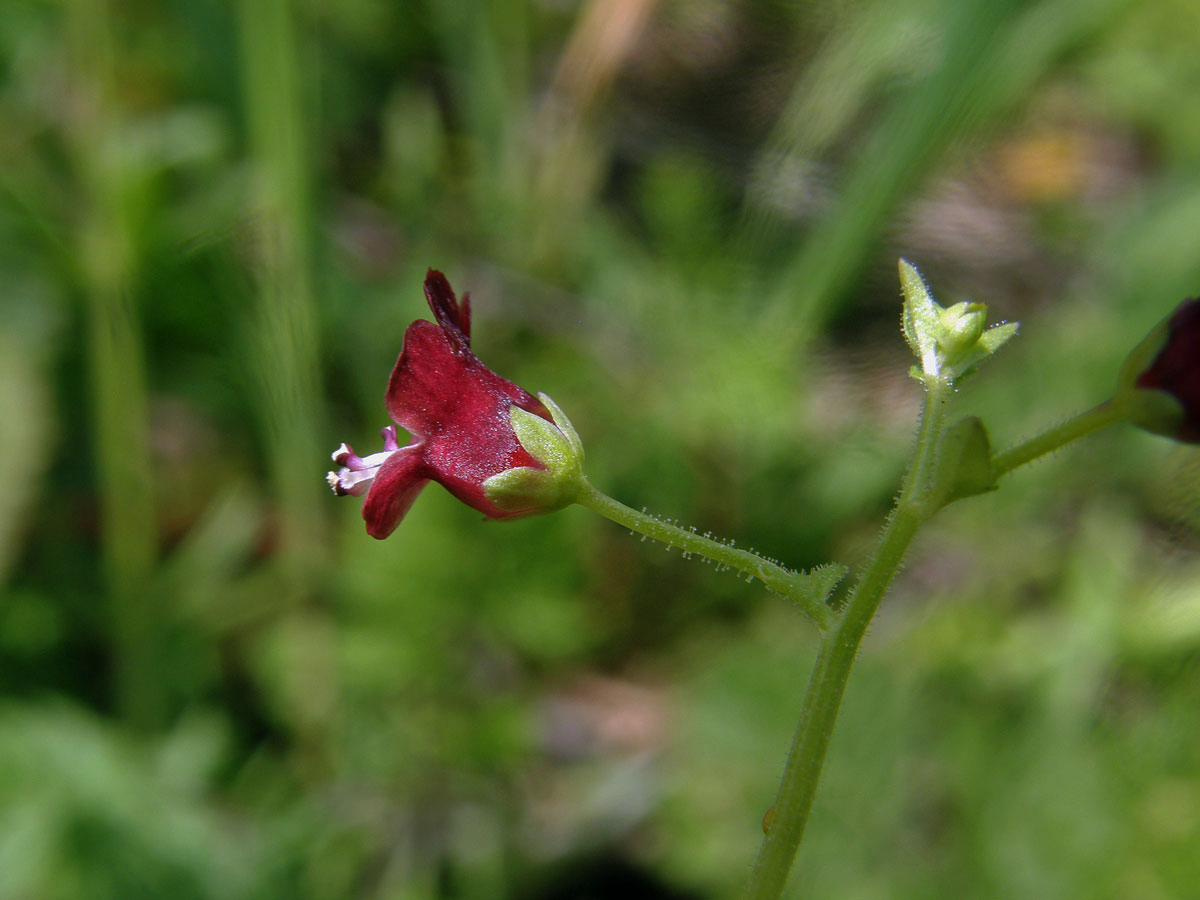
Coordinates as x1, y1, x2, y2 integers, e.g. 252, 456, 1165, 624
327, 430, 419, 497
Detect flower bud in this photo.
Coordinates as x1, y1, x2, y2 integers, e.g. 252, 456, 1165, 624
1117, 298, 1200, 443
899, 259, 1018, 382
937, 302, 988, 364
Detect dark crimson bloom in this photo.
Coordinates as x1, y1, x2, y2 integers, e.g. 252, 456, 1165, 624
328, 270, 584, 538
1120, 298, 1200, 444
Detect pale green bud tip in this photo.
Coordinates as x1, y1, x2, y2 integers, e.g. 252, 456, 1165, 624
482, 394, 586, 512
937, 302, 988, 362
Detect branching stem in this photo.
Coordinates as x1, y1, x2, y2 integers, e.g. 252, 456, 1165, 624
580, 379, 1126, 899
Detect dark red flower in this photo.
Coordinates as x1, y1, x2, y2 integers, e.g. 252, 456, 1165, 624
1121, 298, 1200, 444
328, 270, 580, 538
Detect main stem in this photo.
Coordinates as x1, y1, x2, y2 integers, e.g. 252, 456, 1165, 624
741, 376, 953, 899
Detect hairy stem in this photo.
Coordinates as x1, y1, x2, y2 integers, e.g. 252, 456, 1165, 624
576, 480, 836, 629
741, 376, 953, 899
992, 399, 1123, 477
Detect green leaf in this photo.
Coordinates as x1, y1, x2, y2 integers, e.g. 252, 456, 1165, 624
932, 416, 996, 507
786, 562, 849, 615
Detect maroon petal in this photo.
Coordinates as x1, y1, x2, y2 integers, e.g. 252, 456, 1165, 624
424, 269, 471, 352
384, 319, 472, 435
385, 305, 550, 439
423, 410, 541, 517
361, 447, 430, 539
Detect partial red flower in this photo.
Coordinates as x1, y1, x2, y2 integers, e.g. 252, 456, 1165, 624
1121, 298, 1200, 444
328, 270, 559, 538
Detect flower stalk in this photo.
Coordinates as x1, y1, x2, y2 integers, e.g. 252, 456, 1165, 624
991, 400, 1124, 478
576, 481, 842, 630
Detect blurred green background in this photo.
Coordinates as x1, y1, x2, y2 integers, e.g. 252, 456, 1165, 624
2, 0, 1200, 897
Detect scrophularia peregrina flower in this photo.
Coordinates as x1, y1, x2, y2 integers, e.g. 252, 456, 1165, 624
327, 270, 584, 538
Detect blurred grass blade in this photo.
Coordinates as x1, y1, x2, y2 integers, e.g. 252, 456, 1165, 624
154, 487, 262, 624
236, 0, 325, 583
752, 0, 936, 169
0, 330, 53, 588
764, 0, 1131, 341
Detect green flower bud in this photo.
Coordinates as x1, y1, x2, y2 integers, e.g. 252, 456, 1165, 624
899, 260, 1018, 382
937, 302, 988, 364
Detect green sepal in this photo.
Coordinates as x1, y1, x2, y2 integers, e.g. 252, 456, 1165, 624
483, 466, 573, 512
930, 416, 996, 508
536, 392, 584, 464
510, 406, 571, 471
483, 393, 586, 512
945, 321, 1019, 381
900, 259, 941, 377
1115, 387, 1186, 439
1116, 318, 1170, 393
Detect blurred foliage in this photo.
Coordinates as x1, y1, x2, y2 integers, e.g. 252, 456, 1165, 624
1, 0, 1199, 897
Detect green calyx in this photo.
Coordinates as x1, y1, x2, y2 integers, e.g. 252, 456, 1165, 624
483, 393, 587, 512
1116, 316, 1169, 394
1114, 387, 1186, 440
899, 259, 1018, 383
1113, 313, 1187, 439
